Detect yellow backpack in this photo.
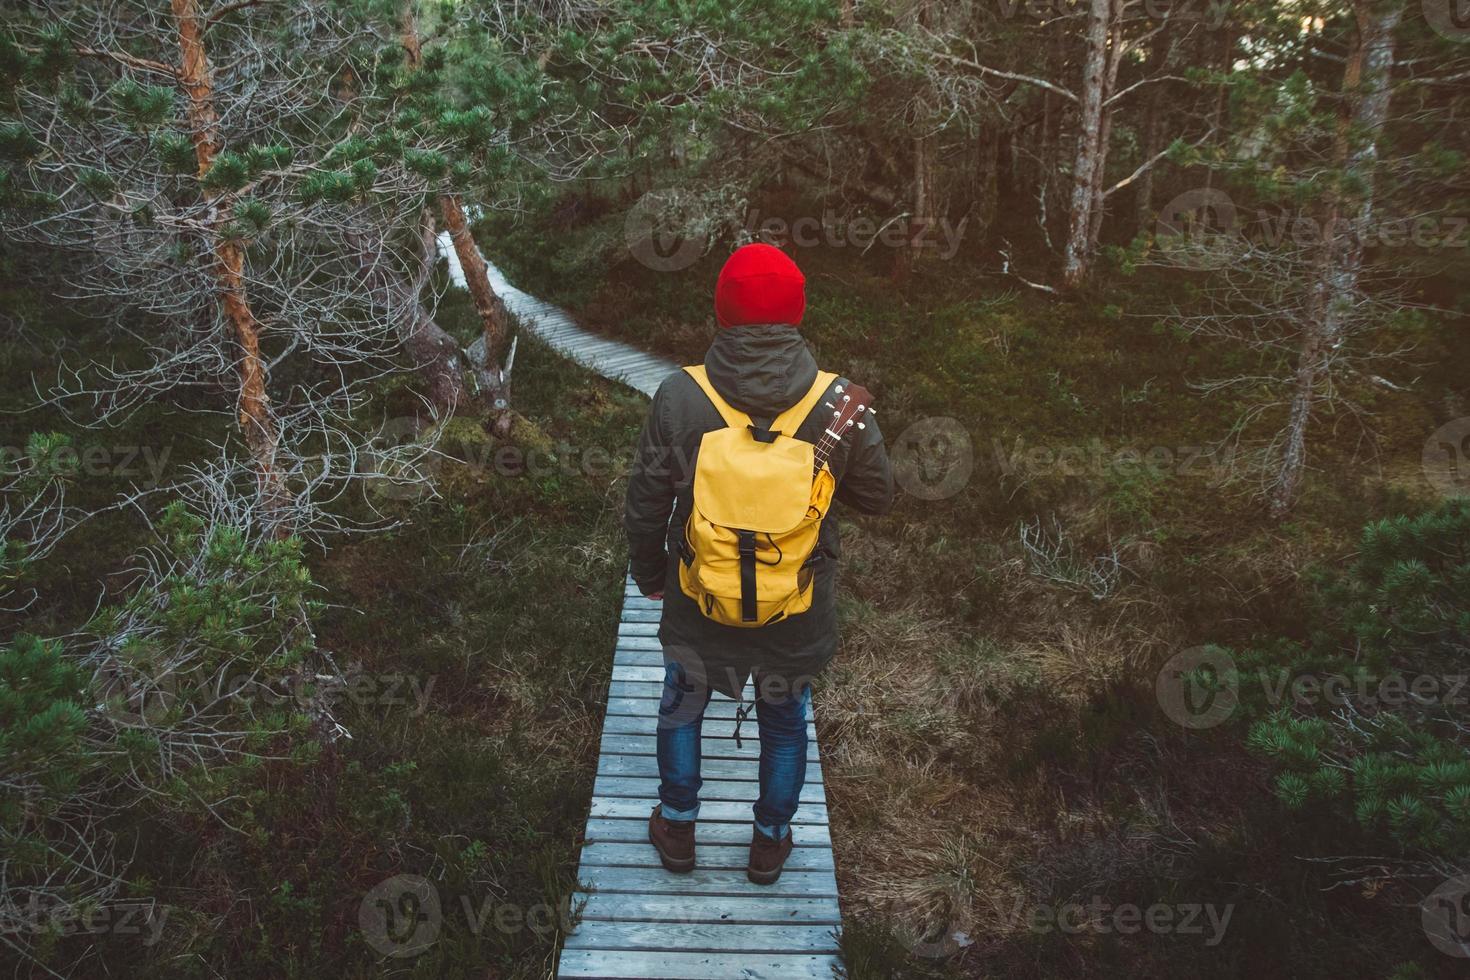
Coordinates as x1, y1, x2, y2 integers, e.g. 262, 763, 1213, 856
678, 365, 839, 627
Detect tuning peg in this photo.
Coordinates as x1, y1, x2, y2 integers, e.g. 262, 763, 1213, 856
823, 401, 834, 408
834, 384, 844, 393
857, 422, 866, 430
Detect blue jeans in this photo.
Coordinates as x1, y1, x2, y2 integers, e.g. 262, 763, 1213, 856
656, 660, 811, 841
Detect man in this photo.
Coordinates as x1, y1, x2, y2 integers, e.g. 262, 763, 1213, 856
624, 242, 895, 884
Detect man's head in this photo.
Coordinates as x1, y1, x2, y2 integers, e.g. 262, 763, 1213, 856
714, 243, 806, 329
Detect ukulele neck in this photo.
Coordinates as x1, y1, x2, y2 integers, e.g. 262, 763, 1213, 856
813, 433, 839, 474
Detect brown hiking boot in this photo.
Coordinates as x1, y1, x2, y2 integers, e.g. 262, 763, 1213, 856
747, 826, 793, 885
648, 805, 695, 873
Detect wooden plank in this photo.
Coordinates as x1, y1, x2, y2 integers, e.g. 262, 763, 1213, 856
611, 650, 662, 666
564, 921, 840, 954
592, 775, 824, 805
573, 891, 840, 926
596, 754, 822, 783
616, 622, 659, 636
620, 607, 661, 622
598, 733, 822, 761
589, 799, 827, 824
582, 818, 832, 848
611, 665, 666, 681
556, 950, 841, 979
577, 842, 834, 872
601, 715, 816, 738
577, 866, 838, 898
605, 697, 776, 720
605, 687, 758, 702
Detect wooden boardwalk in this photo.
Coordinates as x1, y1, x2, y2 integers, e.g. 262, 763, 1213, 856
437, 230, 679, 397
438, 232, 844, 977
556, 578, 843, 979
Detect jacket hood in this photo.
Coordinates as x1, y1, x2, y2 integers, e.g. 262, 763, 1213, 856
704, 324, 820, 418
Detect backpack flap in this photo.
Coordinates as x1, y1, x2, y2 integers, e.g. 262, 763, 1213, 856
691, 428, 815, 533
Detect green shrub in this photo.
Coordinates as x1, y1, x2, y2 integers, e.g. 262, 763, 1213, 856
1232, 499, 1470, 858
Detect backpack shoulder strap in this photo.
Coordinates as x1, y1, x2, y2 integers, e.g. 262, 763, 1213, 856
683, 365, 751, 430
771, 370, 838, 437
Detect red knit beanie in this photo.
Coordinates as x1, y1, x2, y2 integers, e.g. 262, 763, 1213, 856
714, 243, 806, 328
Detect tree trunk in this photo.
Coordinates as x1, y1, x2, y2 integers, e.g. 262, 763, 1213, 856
438, 194, 511, 374
170, 0, 289, 523
1271, 0, 1402, 517
974, 126, 1000, 241
401, 0, 512, 426
890, 134, 931, 284
350, 210, 472, 419
1062, 0, 1112, 289
1134, 27, 1170, 234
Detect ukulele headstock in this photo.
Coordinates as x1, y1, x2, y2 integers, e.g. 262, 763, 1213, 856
824, 382, 874, 442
